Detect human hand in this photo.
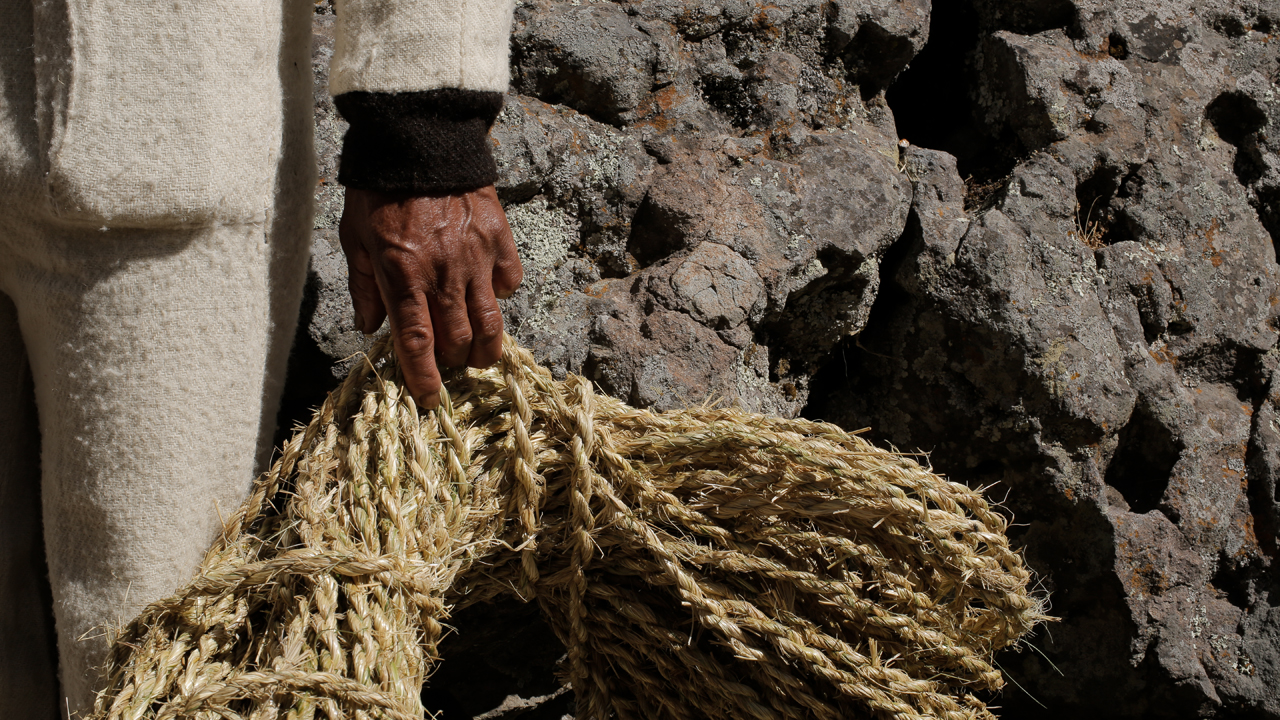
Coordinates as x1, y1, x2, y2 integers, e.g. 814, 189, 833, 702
339, 185, 523, 409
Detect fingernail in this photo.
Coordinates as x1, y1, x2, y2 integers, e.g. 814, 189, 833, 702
419, 393, 440, 410
353, 310, 366, 334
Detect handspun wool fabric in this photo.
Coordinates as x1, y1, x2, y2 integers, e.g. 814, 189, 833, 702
0, 201, 313, 718
0, 0, 518, 716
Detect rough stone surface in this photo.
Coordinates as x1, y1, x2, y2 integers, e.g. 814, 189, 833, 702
279, 0, 1280, 716
312, 10, 347, 233
812, 1, 1280, 716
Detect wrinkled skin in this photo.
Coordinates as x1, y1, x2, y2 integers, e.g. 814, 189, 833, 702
339, 185, 524, 408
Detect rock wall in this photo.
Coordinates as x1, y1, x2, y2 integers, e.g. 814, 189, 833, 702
286, 0, 1280, 717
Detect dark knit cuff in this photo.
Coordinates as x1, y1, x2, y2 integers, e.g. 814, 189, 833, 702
334, 89, 504, 194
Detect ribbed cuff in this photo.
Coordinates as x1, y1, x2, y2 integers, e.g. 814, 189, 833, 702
334, 89, 504, 194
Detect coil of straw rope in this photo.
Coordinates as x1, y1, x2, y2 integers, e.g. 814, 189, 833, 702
90, 334, 1048, 720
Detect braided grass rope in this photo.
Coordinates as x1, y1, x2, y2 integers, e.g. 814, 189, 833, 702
90, 335, 1048, 720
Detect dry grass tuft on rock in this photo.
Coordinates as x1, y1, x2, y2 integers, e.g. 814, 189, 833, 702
90, 335, 1048, 720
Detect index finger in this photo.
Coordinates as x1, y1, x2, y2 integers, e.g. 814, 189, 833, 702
378, 281, 444, 410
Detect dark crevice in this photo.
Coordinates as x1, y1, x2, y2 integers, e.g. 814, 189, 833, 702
759, 244, 881, 375
1205, 91, 1280, 255
1213, 14, 1252, 38
1106, 32, 1130, 60
1234, 138, 1267, 188
885, 0, 1023, 204
1104, 403, 1181, 514
1206, 91, 1267, 146
1212, 555, 1253, 608
698, 72, 753, 129
964, 173, 1011, 214
1245, 407, 1280, 562
972, 0, 1076, 36
420, 598, 570, 719
1231, 346, 1272, 408
875, 222, 919, 289
1208, 9, 1279, 39
970, 458, 1005, 480
626, 192, 691, 267
884, 0, 978, 157
1140, 315, 1163, 347
800, 233, 915, 424
841, 22, 919, 101
1074, 163, 1139, 248
274, 267, 342, 453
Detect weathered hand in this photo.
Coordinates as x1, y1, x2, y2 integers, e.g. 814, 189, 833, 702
339, 185, 523, 409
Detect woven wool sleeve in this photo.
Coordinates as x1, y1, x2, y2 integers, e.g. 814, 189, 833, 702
330, 0, 514, 192
329, 0, 514, 96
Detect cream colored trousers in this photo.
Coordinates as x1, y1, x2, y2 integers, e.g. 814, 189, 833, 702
0, 1, 316, 716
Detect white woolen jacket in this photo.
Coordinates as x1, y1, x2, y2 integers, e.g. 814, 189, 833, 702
28, 0, 514, 229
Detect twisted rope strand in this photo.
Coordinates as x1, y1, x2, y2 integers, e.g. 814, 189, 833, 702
90, 335, 1048, 720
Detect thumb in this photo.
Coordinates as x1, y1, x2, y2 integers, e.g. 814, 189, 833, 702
347, 258, 387, 335
339, 202, 388, 334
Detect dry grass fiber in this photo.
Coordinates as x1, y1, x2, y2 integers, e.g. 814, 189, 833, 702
89, 334, 1048, 720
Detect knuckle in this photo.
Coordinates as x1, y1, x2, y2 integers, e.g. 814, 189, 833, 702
504, 256, 525, 283
437, 322, 473, 349
379, 250, 418, 287
494, 275, 522, 299
397, 325, 435, 358
473, 307, 504, 341
483, 217, 512, 241
433, 283, 465, 307
494, 253, 521, 276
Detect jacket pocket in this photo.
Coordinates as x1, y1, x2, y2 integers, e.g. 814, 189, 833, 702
33, 0, 285, 228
